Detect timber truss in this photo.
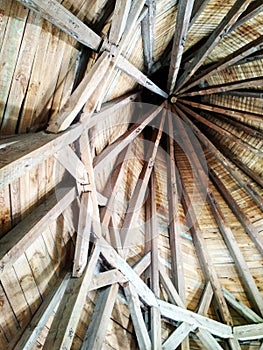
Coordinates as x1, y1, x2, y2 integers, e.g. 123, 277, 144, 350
1, 0, 263, 349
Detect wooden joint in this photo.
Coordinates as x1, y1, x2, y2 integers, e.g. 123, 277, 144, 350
78, 182, 92, 193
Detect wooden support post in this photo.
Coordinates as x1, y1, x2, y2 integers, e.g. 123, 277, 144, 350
81, 284, 119, 350
162, 323, 196, 350
12, 273, 71, 350
175, 0, 251, 92
167, 0, 195, 93
0, 187, 76, 276
178, 36, 263, 94
209, 169, 263, 255
175, 104, 263, 210
141, 0, 156, 73
42, 244, 100, 350
93, 103, 164, 173
198, 282, 214, 316
124, 283, 152, 350
17, 0, 102, 50
208, 192, 263, 316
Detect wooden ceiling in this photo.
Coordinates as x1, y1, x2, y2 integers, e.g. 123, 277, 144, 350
0, 0, 263, 349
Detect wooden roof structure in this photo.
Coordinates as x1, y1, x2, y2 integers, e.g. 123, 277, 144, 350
0, 0, 263, 349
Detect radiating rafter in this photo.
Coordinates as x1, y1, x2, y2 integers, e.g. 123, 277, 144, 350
230, 0, 263, 33
178, 36, 263, 94
109, 0, 132, 45
175, 0, 254, 92
167, 0, 195, 93
188, 0, 211, 29
175, 103, 263, 211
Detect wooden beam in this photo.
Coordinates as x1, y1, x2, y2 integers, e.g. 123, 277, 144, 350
42, 244, 100, 350
178, 36, 263, 94
208, 192, 263, 316
175, 104, 263, 210
209, 169, 263, 255
109, 0, 132, 45
234, 324, 263, 341
198, 282, 214, 316
47, 52, 112, 133
141, 0, 156, 73
72, 192, 93, 277
196, 328, 224, 350
177, 103, 262, 156
223, 288, 263, 324
132, 252, 152, 276
181, 77, 263, 97
121, 114, 165, 256
115, 55, 168, 98
159, 300, 232, 338
0, 186, 76, 277
124, 283, 152, 350
93, 103, 164, 173
162, 323, 196, 350
173, 113, 233, 326
167, 114, 186, 300
175, 0, 251, 92
222, 90, 263, 99
81, 284, 119, 350
167, 0, 195, 93
188, 0, 211, 29
12, 273, 71, 350
89, 269, 127, 291
17, 0, 102, 50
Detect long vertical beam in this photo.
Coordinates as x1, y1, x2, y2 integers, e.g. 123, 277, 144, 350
109, 0, 132, 45
141, 0, 156, 73
167, 0, 195, 93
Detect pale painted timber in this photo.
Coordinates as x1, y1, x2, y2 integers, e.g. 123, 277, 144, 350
162, 323, 196, 350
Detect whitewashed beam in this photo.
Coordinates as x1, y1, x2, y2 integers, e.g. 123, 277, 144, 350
89, 270, 127, 291
17, 0, 102, 50
163, 323, 196, 350
42, 244, 100, 350
115, 55, 168, 98
124, 283, 152, 350
93, 103, 164, 173
223, 289, 263, 324
167, 0, 195, 93
141, 0, 156, 73
81, 284, 119, 350
132, 252, 152, 276
196, 328, 224, 350
47, 52, 112, 133
175, 0, 252, 92
0, 186, 76, 277
234, 324, 263, 341
12, 273, 70, 350
198, 282, 214, 316
159, 300, 232, 339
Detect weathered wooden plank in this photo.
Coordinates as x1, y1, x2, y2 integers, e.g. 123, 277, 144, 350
198, 282, 213, 316
132, 252, 152, 276
141, 0, 156, 73
89, 270, 127, 291
93, 103, 164, 173
124, 283, 151, 350
0, 186, 76, 276
167, 0, 195, 93
175, 0, 252, 92
17, 0, 102, 50
159, 300, 232, 338
196, 328, 224, 350
163, 323, 196, 350
223, 288, 263, 324
47, 52, 112, 133
209, 169, 263, 255
208, 192, 263, 316
177, 103, 262, 156
234, 324, 263, 341
12, 273, 70, 350
109, 0, 132, 45
81, 284, 119, 350
230, 1, 263, 32
179, 36, 263, 94
42, 244, 100, 350
115, 55, 168, 98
